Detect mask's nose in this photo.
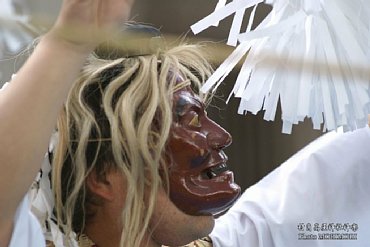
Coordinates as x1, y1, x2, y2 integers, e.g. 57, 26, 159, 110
206, 120, 232, 150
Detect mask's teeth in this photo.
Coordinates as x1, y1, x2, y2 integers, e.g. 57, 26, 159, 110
202, 163, 229, 179
205, 170, 217, 179
210, 163, 228, 175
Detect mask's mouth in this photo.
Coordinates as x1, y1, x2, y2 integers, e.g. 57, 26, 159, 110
201, 163, 229, 179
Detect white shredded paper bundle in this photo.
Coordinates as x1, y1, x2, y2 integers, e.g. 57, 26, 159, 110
29, 132, 78, 247
192, 0, 370, 133
0, 0, 41, 85
0, 0, 38, 56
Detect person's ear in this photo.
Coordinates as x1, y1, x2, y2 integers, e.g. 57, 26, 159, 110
86, 170, 115, 202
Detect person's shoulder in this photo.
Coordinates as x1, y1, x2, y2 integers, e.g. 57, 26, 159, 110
307, 127, 370, 153
238, 126, 370, 201
282, 127, 370, 170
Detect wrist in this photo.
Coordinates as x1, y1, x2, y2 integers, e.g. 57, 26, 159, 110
42, 29, 96, 56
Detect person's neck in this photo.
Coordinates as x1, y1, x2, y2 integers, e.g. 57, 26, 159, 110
84, 211, 161, 247
84, 217, 121, 247
84, 229, 161, 247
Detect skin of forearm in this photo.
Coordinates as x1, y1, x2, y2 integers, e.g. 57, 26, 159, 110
0, 34, 92, 223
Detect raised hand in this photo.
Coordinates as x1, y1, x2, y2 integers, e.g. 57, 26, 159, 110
49, 0, 135, 52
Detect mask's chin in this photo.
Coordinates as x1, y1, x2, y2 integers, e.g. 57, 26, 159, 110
169, 170, 241, 216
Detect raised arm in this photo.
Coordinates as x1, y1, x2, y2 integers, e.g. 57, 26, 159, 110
0, 0, 133, 245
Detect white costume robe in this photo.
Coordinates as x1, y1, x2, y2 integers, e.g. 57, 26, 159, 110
8, 196, 45, 247
211, 127, 370, 247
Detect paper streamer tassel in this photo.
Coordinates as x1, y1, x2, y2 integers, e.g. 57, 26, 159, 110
29, 132, 79, 247
0, 0, 39, 54
191, 0, 370, 134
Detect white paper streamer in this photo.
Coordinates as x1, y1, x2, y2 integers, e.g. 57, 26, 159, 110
192, 0, 370, 133
0, 0, 39, 53
212, 0, 227, 26
29, 132, 79, 247
0, 0, 43, 84
191, 0, 264, 34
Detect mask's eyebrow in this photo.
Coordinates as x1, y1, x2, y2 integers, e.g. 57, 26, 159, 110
175, 97, 190, 118
175, 95, 203, 119
192, 97, 203, 108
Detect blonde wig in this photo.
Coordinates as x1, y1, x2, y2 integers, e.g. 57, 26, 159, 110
52, 44, 213, 246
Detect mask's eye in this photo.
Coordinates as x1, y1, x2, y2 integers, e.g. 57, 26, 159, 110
189, 114, 201, 127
